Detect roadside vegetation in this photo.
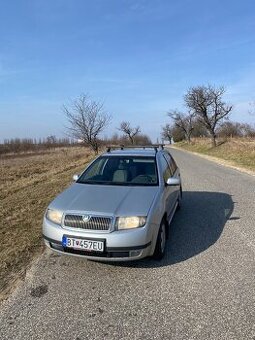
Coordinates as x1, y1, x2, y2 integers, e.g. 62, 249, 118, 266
0, 147, 94, 300
161, 84, 255, 172
162, 85, 255, 145
0, 136, 77, 156
174, 137, 255, 172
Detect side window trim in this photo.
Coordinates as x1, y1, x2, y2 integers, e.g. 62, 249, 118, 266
158, 154, 172, 184
162, 154, 174, 177
170, 155, 177, 174
164, 153, 177, 175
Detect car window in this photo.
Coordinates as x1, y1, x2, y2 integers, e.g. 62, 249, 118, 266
158, 155, 172, 183
164, 152, 177, 175
83, 157, 107, 178
77, 156, 159, 186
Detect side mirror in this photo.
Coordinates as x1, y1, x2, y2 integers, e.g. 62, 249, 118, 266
166, 177, 180, 186
73, 174, 80, 182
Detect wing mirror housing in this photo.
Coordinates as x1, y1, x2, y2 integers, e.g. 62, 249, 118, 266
73, 174, 80, 182
166, 177, 180, 186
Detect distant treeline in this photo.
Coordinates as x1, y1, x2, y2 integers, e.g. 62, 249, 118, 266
0, 136, 78, 155
102, 133, 152, 147
166, 120, 255, 143
0, 133, 153, 155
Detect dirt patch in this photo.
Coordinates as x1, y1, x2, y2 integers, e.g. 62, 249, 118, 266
30, 283, 48, 298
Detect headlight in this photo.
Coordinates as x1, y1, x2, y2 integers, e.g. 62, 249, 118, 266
46, 209, 63, 225
116, 216, 146, 230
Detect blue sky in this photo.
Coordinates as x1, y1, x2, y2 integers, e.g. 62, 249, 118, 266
0, 0, 255, 142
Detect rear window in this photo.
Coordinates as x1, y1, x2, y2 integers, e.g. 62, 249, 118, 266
78, 156, 159, 186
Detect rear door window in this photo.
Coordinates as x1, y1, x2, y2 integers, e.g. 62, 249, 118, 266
159, 155, 172, 183
164, 153, 177, 175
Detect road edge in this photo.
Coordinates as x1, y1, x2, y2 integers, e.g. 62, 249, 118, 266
168, 145, 255, 177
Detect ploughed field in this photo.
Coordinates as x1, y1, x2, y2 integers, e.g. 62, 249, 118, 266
0, 147, 93, 299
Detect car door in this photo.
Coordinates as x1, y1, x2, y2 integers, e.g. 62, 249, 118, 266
158, 154, 176, 221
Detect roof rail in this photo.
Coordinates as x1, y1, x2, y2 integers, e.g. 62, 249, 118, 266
106, 144, 164, 153
106, 145, 124, 152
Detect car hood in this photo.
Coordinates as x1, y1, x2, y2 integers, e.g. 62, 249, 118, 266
49, 183, 158, 216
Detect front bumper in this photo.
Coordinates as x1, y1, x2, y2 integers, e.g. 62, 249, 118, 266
42, 217, 156, 261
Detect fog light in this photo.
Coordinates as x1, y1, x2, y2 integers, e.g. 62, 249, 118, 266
129, 250, 142, 257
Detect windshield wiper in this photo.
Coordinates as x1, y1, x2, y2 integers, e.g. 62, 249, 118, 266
78, 180, 106, 185
78, 181, 157, 186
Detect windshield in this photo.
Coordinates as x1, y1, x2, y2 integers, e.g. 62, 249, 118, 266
77, 156, 158, 186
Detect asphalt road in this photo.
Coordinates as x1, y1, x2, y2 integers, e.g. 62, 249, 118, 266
0, 148, 255, 340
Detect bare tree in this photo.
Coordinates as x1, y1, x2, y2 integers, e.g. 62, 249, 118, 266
217, 121, 255, 138
134, 134, 152, 145
63, 94, 111, 154
171, 125, 186, 142
46, 135, 57, 145
118, 121, 141, 144
161, 124, 174, 144
192, 118, 208, 137
184, 85, 232, 146
217, 121, 242, 138
168, 110, 195, 143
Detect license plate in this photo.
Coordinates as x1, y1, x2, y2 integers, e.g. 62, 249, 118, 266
62, 235, 104, 252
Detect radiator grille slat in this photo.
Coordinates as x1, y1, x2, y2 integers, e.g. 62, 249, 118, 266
64, 214, 111, 231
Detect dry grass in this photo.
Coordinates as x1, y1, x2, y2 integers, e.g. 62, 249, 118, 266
0, 147, 94, 299
175, 137, 255, 171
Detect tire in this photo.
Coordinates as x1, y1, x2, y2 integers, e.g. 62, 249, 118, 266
152, 220, 167, 260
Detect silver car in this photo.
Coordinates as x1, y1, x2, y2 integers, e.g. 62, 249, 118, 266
43, 145, 182, 261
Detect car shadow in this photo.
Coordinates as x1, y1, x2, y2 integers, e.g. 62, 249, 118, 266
109, 190, 234, 268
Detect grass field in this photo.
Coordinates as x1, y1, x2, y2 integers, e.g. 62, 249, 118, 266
174, 137, 255, 172
0, 147, 93, 300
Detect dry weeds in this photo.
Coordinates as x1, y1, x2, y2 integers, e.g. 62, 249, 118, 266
0, 147, 93, 300
175, 137, 255, 172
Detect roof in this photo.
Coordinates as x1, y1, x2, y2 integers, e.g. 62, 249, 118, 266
101, 145, 165, 157
102, 149, 156, 157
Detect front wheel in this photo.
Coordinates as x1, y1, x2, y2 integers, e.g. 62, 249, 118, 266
152, 220, 166, 260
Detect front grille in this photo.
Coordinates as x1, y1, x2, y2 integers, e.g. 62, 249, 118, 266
64, 214, 112, 231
